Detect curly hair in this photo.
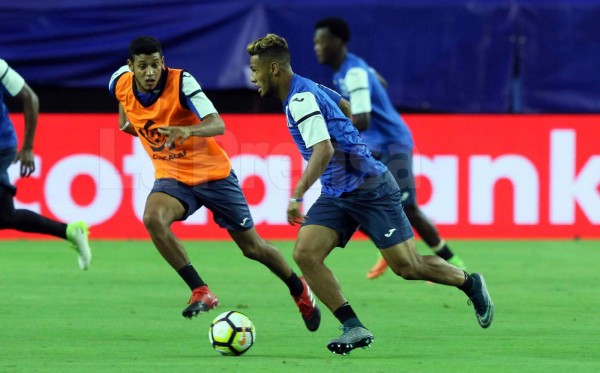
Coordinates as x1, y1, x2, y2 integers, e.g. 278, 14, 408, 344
246, 33, 291, 64
129, 36, 162, 60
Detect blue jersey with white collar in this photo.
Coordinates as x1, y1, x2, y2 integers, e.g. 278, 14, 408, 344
333, 52, 413, 154
283, 74, 386, 197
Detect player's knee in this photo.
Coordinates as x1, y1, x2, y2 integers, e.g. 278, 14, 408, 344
292, 244, 318, 269
392, 265, 419, 280
239, 241, 262, 261
389, 259, 423, 280
143, 211, 167, 233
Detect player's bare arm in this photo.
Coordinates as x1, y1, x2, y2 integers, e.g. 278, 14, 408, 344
118, 104, 137, 137
13, 82, 38, 177
158, 113, 225, 148
338, 98, 352, 120
287, 139, 334, 225
352, 112, 371, 131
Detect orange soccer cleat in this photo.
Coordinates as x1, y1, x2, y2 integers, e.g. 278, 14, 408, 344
367, 257, 388, 279
182, 285, 219, 319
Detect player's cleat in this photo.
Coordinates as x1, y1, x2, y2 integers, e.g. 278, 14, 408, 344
467, 273, 494, 328
327, 326, 374, 355
448, 255, 467, 271
293, 277, 321, 331
367, 257, 388, 279
66, 221, 92, 270
182, 286, 219, 319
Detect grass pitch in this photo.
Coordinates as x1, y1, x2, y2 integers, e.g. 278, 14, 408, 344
1, 239, 598, 372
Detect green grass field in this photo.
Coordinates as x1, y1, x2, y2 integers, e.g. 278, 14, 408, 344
1, 239, 598, 372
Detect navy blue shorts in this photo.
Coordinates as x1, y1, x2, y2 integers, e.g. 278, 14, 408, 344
150, 171, 253, 231
0, 148, 17, 196
304, 171, 414, 249
373, 146, 416, 206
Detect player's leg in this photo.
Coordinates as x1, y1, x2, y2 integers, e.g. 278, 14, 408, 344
380, 241, 493, 328
294, 225, 374, 354
402, 203, 466, 270
143, 191, 189, 269
229, 227, 292, 279
228, 227, 321, 331
295, 197, 374, 354
293, 224, 343, 312
144, 180, 218, 318
356, 171, 493, 328
387, 148, 466, 270
200, 171, 320, 330
0, 151, 91, 269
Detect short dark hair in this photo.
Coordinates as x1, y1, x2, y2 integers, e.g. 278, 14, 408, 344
246, 33, 291, 65
315, 17, 350, 43
128, 36, 162, 60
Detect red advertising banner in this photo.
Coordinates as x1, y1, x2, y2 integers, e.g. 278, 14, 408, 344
4, 114, 600, 240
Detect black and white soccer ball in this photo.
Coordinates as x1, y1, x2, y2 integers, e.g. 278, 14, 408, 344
208, 311, 256, 356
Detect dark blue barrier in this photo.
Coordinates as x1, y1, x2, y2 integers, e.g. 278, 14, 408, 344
517, 1, 600, 112
0, 0, 597, 113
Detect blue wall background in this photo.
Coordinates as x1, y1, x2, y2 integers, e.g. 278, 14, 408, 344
1, 0, 599, 113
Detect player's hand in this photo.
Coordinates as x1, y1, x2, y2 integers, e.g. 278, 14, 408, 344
287, 201, 306, 226
158, 126, 192, 149
13, 148, 35, 177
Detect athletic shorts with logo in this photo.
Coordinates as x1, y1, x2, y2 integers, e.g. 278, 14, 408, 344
304, 170, 414, 248
150, 170, 253, 231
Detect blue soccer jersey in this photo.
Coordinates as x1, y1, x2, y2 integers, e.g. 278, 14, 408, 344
283, 74, 387, 197
0, 59, 22, 151
333, 53, 413, 154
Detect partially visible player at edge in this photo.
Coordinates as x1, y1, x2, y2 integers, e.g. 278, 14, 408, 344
0, 58, 91, 270
313, 17, 467, 279
246, 33, 494, 355
108, 36, 320, 331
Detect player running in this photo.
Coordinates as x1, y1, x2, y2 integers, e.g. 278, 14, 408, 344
108, 36, 320, 331
247, 33, 494, 355
0, 58, 91, 270
313, 17, 466, 278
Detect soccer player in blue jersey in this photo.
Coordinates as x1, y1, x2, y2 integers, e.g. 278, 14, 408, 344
313, 17, 467, 279
0, 58, 91, 269
247, 33, 494, 355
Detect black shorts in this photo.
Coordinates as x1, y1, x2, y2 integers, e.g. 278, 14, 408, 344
373, 146, 416, 206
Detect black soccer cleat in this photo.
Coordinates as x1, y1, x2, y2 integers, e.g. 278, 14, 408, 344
467, 273, 494, 328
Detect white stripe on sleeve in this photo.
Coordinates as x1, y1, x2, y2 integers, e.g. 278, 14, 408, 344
345, 67, 371, 114
0, 59, 25, 97
289, 92, 330, 148
182, 72, 217, 118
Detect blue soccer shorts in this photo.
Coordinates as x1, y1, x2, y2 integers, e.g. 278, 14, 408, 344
150, 170, 253, 231
304, 171, 414, 248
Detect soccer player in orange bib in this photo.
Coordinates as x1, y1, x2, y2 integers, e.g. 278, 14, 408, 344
108, 36, 320, 331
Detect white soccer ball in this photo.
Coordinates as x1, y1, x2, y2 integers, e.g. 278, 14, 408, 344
208, 311, 256, 356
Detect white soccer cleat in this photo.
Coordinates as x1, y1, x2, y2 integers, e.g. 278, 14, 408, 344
66, 221, 92, 270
